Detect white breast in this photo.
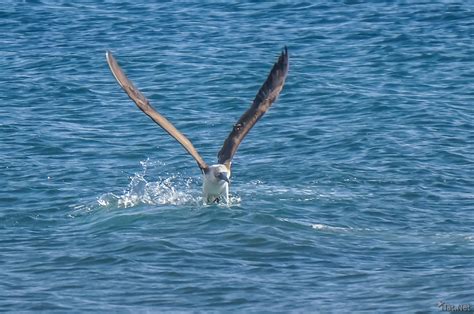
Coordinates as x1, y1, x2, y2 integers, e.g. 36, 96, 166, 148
202, 169, 229, 204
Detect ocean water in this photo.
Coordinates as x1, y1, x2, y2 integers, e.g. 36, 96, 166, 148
1, 0, 473, 312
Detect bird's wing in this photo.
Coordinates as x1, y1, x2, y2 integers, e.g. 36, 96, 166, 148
217, 47, 289, 168
106, 51, 208, 172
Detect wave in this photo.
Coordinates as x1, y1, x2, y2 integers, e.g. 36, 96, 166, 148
277, 217, 373, 233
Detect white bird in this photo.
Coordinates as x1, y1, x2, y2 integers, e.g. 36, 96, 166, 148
106, 47, 289, 204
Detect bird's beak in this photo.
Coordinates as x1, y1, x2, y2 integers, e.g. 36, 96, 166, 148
217, 172, 230, 183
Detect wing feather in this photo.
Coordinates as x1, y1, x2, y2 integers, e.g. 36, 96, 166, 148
217, 47, 289, 168
106, 51, 208, 171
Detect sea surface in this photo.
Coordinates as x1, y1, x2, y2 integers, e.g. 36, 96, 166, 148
1, 1, 473, 312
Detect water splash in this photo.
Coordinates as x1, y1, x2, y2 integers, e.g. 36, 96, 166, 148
97, 175, 200, 208
97, 159, 202, 208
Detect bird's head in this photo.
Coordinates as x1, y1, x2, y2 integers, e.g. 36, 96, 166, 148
207, 164, 230, 184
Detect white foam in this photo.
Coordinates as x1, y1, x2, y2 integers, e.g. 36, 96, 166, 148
311, 223, 352, 232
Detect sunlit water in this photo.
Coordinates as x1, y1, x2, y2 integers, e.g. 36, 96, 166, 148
1, 1, 473, 312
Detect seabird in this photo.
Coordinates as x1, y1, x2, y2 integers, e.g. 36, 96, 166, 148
106, 47, 289, 204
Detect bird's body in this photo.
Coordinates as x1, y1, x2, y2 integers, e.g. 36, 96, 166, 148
203, 164, 230, 204
106, 47, 288, 204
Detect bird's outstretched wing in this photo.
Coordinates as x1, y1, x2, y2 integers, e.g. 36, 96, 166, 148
106, 51, 208, 172
217, 47, 289, 168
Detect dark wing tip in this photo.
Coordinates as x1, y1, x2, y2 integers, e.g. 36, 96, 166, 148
280, 46, 289, 72
253, 46, 289, 107
281, 46, 289, 75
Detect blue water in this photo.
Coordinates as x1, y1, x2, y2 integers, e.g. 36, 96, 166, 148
1, 1, 473, 312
